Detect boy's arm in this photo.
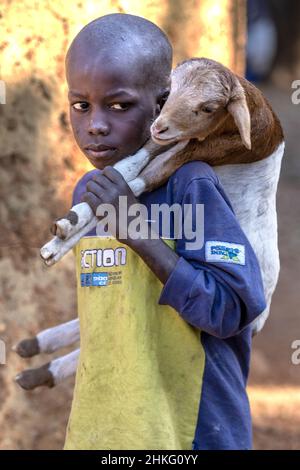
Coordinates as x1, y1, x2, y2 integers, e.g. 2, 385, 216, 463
82, 166, 266, 339
127, 236, 179, 284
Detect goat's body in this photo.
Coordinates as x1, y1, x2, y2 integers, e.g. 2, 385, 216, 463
214, 142, 284, 333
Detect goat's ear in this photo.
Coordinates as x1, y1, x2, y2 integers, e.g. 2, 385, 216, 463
227, 85, 251, 150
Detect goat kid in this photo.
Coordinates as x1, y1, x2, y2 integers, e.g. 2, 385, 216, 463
16, 58, 284, 389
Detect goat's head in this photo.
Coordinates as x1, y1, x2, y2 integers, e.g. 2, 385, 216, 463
151, 58, 251, 150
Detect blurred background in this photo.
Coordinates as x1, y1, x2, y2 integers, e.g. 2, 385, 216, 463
0, 0, 299, 450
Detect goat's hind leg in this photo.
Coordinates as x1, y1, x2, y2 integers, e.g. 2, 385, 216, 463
15, 348, 80, 390
13, 318, 80, 357
14, 319, 80, 390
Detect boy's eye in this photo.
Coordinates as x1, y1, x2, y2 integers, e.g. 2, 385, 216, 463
72, 102, 89, 111
109, 102, 132, 111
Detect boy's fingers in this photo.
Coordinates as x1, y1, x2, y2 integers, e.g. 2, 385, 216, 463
102, 166, 126, 185
91, 172, 112, 189
81, 192, 102, 213
86, 179, 109, 194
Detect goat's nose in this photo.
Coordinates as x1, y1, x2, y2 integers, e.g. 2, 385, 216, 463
157, 125, 168, 134
153, 124, 169, 135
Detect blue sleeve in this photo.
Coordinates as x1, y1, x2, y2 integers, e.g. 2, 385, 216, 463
158, 176, 266, 338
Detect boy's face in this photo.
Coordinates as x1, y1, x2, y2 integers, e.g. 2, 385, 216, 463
66, 50, 160, 170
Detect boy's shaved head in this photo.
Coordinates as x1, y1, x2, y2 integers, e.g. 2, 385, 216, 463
66, 14, 173, 169
66, 13, 172, 96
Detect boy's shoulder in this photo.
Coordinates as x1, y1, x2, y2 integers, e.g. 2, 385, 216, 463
170, 160, 219, 187
164, 160, 235, 213
167, 160, 220, 199
71, 161, 221, 206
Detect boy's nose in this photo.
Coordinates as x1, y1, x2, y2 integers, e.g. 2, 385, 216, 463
88, 116, 110, 136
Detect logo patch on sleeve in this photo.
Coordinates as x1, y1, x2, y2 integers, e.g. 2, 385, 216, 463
205, 241, 245, 265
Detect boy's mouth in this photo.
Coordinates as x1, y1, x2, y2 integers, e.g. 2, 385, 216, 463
85, 143, 117, 159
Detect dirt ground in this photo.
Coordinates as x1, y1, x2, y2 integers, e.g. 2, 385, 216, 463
0, 82, 299, 450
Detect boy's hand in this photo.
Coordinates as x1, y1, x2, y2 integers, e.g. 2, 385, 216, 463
81, 166, 140, 243
81, 166, 179, 285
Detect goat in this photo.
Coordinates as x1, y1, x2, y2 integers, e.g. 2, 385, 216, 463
15, 57, 284, 390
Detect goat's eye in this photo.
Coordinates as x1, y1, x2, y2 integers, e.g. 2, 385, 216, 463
202, 106, 214, 114
159, 91, 170, 109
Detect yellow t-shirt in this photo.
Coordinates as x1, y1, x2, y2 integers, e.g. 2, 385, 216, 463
64, 236, 205, 450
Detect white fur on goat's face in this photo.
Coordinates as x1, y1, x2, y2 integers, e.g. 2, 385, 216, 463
151, 59, 251, 149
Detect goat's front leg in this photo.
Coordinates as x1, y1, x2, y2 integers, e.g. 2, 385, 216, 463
15, 348, 80, 390
13, 318, 80, 358
41, 216, 98, 266
41, 140, 187, 265
49, 140, 169, 244
128, 140, 190, 195
113, 138, 168, 182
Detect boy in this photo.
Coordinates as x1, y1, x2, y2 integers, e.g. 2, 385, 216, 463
64, 13, 266, 450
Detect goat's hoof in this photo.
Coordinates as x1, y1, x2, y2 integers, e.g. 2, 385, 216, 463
15, 364, 55, 390
13, 337, 40, 358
